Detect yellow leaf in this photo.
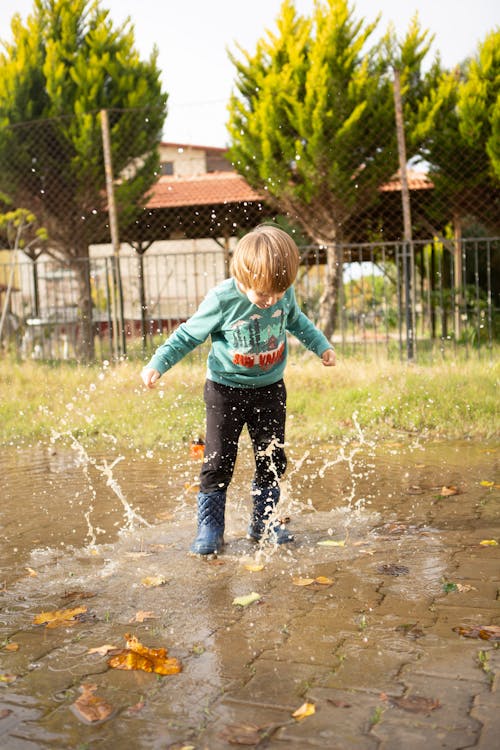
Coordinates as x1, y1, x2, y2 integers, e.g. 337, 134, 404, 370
25, 567, 38, 577
244, 563, 264, 572
33, 606, 87, 628
292, 701, 316, 721
480, 480, 494, 487
479, 539, 498, 546
315, 576, 334, 585
0, 674, 18, 684
141, 576, 166, 588
317, 539, 346, 547
108, 633, 182, 675
232, 592, 262, 607
293, 577, 315, 586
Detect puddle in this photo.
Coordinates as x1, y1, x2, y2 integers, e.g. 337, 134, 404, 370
0, 438, 498, 748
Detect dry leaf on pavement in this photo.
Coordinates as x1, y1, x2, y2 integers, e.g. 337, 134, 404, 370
33, 606, 87, 628
107, 633, 182, 675
71, 683, 114, 724
233, 592, 262, 607
453, 625, 500, 641
292, 702, 316, 721
391, 695, 441, 713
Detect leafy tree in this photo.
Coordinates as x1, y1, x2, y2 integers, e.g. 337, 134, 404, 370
414, 29, 500, 236
227, 0, 437, 336
0, 0, 167, 360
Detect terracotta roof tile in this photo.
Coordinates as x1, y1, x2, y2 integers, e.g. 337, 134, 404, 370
146, 172, 264, 209
379, 168, 434, 192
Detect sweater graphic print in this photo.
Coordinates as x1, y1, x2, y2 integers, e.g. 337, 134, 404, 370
230, 309, 286, 370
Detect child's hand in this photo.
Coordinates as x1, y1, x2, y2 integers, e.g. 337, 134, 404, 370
321, 349, 336, 367
141, 367, 161, 388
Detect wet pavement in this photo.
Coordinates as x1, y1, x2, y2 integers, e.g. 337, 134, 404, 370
1, 439, 499, 749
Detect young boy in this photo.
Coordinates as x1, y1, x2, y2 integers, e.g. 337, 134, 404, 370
141, 224, 336, 555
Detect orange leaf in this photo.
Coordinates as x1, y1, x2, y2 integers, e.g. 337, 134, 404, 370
440, 485, 459, 496
71, 683, 114, 724
33, 606, 87, 628
107, 634, 182, 675
315, 576, 334, 585
292, 702, 316, 721
4, 643, 19, 652
453, 625, 500, 641
129, 611, 157, 623
141, 576, 166, 588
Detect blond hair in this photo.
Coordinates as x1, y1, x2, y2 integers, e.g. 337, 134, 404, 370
230, 225, 300, 292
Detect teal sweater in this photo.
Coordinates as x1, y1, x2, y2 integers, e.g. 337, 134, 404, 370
147, 278, 332, 388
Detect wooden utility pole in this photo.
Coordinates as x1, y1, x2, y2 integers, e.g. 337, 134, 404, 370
101, 109, 126, 358
393, 69, 415, 361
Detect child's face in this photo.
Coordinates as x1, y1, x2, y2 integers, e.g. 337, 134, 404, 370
239, 284, 285, 309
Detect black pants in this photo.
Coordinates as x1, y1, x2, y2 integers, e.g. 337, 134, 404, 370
199, 379, 287, 494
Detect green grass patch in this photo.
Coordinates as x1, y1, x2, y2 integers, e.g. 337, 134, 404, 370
1, 351, 498, 450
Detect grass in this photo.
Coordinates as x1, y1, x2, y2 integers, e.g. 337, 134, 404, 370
0, 350, 498, 450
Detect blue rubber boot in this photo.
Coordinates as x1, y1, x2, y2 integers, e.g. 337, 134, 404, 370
248, 483, 294, 545
190, 490, 226, 555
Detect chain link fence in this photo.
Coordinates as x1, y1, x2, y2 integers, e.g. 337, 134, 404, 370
0, 109, 499, 363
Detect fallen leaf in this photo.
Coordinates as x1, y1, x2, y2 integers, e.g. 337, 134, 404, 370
108, 633, 182, 675
219, 722, 266, 745
480, 480, 494, 487
244, 563, 264, 572
293, 577, 316, 587
455, 583, 477, 592
440, 485, 459, 496
3, 643, 19, 652
129, 611, 157, 623
453, 625, 500, 641
479, 539, 498, 546
292, 702, 316, 721
390, 695, 441, 713
377, 564, 409, 576
141, 576, 166, 588
87, 644, 118, 656
327, 698, 351, 708
314, 576, 334, 585
61, 590, 95, 601
317, 539, 346, 547
71, 683, 114, 724
0, 674, 18, 684
25, 567, 38, 577
233, 592, 262, 607
33, 606, 87, 629
184, 482, 200, 493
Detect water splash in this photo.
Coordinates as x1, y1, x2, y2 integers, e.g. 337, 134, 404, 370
50, 429, 150, 543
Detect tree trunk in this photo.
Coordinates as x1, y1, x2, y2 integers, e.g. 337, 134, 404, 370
72, 249, 95, 363
318, 243, 342, 339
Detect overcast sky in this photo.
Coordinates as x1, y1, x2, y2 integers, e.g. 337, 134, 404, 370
1, 0, 498, 147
